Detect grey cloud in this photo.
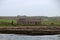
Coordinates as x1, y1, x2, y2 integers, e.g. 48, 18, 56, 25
0, 0, 60, 17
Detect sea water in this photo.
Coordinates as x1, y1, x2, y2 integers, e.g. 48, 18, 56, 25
0, 34, 60, 40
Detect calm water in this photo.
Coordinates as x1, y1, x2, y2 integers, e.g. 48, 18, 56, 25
0, 34, 60, 40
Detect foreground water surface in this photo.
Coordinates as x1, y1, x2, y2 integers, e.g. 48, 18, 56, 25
0, 34, 60, 40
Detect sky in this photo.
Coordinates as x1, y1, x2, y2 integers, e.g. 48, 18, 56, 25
0, 0, 60, 17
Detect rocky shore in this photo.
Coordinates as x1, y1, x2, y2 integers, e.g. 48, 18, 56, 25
0, 26, 60, 35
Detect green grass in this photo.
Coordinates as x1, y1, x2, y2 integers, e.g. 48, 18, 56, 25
0, 19, 16, 22
42, 20, 60, 26
0, 19, 17, 26
0, 19, 60, 26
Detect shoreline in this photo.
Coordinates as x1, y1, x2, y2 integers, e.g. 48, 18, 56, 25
0, 26, 60, 35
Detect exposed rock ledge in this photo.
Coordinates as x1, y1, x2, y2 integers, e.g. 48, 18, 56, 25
0, 26, 60, 35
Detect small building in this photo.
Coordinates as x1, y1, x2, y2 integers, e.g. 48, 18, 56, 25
17, 16, 41, 25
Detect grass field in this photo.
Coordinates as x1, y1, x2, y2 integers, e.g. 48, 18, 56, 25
0, 19, 60, 26
42, 20, 60, 26
0, 19, 17, 26
0, 19, 16, 23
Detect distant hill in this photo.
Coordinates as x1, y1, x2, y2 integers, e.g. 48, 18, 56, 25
0, 16, 16, 20
0, 16, 60, 21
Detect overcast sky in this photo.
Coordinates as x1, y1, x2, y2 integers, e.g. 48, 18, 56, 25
0, 0, 60, 17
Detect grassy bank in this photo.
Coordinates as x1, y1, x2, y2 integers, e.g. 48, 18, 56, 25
0, 19, 17, 26
0, 19, 60, 26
